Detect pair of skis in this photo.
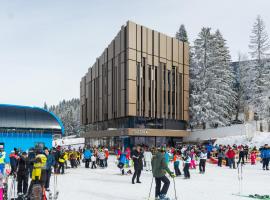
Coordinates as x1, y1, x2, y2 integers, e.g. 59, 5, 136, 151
48, 174, 59, 200
237, 163, 243, 195
147, 176, 178, 200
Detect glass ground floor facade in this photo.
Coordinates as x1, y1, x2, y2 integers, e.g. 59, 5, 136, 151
85, 136, 183, 149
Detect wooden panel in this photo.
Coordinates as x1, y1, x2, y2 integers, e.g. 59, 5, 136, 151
147, 28, 152, 55
172, 38, 179, 63
120, 63, 125, 90
128, 49, 136, 61
159, 33, 166, 58
184, 42, 189, 65
108, 40, 114, 60
184, 91, 189, 112
178, 41, 184, 64
127, 21, 136, 49
127, 80, 136, 104
184, 75, 189, 91
166, 37, 172, 61
127, 103, 136, 116
121, 91, 126, 117
136, 25, 141, 52
108, 95, 112, 119
184, 64, 189, 75
184, 111, 189, 121
142, 26, 147, 53
153, 31, 159, 56
127, 60, 136, 80
120, 26, 125, 52
115, 31, 121, 55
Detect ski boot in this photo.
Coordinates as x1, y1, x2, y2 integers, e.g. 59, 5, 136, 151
159, 194, 170, 200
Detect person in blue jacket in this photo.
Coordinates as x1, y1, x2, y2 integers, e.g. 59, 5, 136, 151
83, 148, 92, 168
44, 148, 56, 191
118, 152, 127, 175
260, 144, 270, 170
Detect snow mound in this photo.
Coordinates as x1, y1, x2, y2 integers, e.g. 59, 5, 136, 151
214, 132, 270, 147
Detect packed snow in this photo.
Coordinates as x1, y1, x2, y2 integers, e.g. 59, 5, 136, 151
55, 156, 268, 200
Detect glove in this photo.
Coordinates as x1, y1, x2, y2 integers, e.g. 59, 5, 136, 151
170, 172, 176, 178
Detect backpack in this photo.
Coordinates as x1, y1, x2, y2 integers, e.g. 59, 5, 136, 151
29, 184, 43, 200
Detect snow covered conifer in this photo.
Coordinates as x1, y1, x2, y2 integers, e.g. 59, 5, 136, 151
176, 24, 188, 42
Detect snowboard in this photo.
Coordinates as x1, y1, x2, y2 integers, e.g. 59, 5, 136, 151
233, 193, 270, 199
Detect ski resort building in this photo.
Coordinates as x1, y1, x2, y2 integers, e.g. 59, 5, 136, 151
0, 104, 64, 155
80, 21, 190, 148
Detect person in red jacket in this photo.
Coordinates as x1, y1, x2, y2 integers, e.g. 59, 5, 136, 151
226, 148, 236, 169
250, 151, 256, 165
104, 148, 109, 167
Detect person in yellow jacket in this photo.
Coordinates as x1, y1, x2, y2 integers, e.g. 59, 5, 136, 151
31, 154, 47, 182
63, 152, 68, 169
58, 152, 65, 174
0, 149, 6, 174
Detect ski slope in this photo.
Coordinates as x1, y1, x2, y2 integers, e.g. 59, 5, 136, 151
55, 156, 268, 200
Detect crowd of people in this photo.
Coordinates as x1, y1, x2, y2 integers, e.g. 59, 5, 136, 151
0, 142, 268, 200
0, 146, 83, 200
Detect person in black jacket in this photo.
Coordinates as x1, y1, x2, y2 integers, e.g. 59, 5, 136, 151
132, 145, 144, 184
17, 152, 30, 197
237, 147, 245, 166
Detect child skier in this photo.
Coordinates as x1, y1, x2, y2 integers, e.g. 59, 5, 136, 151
91, 155, 97, 169
250, 151, 256, 165
118, 152, 127, 175
173, 152, 181, 176
189, 149, 196, 169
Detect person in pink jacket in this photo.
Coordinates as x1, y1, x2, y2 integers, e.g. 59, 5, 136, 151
189, 149, 196, 169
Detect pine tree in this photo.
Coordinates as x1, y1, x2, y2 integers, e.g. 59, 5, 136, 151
190, 28, 236, 127
190, 27, 217, 126
176, 24, 188, 42
210, 30, 236, 125
249, 15, 270, 118
43, 102, 48, 110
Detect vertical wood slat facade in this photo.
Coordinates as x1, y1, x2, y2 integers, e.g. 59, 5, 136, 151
80, 21, 189, 126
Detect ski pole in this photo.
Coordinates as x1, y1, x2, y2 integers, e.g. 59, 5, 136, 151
173, 177, 178, 200
148, 177, 153, 200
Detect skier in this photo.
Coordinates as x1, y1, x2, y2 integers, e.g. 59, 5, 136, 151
91, 154, 97, 169
58, 151, 65, 174
189, 149, 196, 169
44, 148, 55, 192
9, 150, 19, 175
199, 149, 207, 174
98, 150, 105, 168
131, 145, 144, 184
144, 147, 153, 171
117, 152, 127, 175
237, 147, 245, 166
173, 151, 181, 176
217, 149, 225, 167
17, 152, 29, 198
183, 151, 191, 179
151, 148, 175, 200
226, 147, 236, 169
0, 150, 6, 175
83, 147, 92, 168
260, 144, 270, 170
104, 148, 109, 167
250, 150, 256, 165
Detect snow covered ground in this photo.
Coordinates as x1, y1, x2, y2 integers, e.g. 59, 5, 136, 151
55, 156, 269, 200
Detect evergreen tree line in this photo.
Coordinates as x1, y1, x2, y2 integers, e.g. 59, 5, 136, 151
176, 15, 270, 128
44, 98, 83, 136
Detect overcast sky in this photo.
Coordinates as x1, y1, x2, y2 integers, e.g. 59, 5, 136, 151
0, 0, 270, 107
